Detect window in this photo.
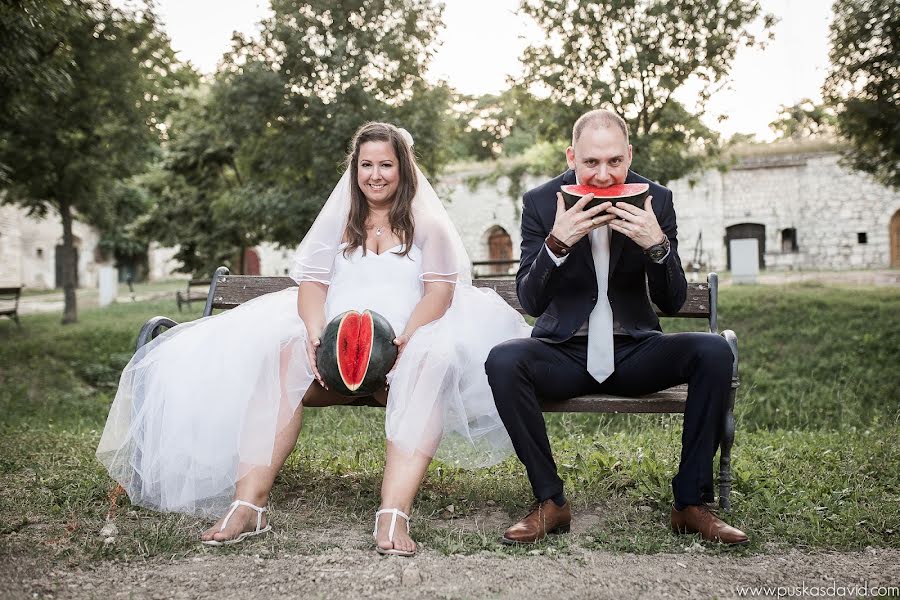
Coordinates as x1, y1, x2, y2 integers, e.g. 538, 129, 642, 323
857, 232, 868, 244
781, 228, 798, 252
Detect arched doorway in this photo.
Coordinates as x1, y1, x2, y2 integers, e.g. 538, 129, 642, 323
891, 210, 900, 268
243, 248, 261, 275
725, 223, 765, 271
486, 226, 513, 275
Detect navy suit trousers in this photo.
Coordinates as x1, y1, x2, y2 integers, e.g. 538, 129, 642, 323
486, 332, 733, 506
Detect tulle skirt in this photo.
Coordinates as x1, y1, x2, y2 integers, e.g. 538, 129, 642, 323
96, 286, 531, 517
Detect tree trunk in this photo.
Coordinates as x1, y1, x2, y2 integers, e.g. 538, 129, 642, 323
239, 245, 246, 275
59, 200, 78, 324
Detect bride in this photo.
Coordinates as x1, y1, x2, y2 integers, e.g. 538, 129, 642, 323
96, 122, 531, 556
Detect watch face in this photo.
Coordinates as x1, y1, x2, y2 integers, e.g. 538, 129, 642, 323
646, 238, 669, 261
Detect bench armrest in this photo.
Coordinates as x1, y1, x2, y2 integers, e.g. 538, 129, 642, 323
722, 328, 739, 382
136, 316, 180, 351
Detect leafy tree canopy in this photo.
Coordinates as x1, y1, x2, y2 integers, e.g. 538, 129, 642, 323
514, 0, 775, 184
824, 0, 899, 188
769, 99, 837, 141
0, 0, 196, 321
147, 0, 450, 274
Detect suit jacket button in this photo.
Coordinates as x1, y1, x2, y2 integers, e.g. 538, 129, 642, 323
591, 296, 597, 302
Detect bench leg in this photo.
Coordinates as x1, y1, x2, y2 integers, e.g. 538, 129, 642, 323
719, 328, 739, 512
718, 383, 736, 511
176, 292, 184, 312
13, 313, 21, 328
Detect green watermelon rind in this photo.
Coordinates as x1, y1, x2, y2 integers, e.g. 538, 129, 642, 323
560, 183, 650, 212
317, 309, 398, 397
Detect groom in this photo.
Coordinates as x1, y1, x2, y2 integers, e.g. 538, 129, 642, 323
485, 108, 748, 545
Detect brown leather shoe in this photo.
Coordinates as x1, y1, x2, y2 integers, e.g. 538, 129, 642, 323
501, 499, 571, 544
671, 504, 749, 545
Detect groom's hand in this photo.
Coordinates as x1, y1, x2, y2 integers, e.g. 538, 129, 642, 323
607, 195, 665, 250
550, 192, 616, 247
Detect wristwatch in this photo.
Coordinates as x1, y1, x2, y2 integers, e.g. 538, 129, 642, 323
644, 236, 670, 263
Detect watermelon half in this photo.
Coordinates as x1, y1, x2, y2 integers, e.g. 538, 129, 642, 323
316, 310, 398, 397
560, 183, 650, 211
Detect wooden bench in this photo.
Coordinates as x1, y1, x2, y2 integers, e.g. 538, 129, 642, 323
175, 278, 211, 312
137, 266, 740, 510
0, 286, 23, 328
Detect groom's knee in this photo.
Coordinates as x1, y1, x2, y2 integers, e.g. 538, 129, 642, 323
485, 339, 531, 387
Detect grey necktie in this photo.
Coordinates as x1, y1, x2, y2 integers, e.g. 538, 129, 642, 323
586, 226, 614, 383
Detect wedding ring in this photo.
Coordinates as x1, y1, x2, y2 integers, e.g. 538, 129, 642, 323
591, 218, 598, 226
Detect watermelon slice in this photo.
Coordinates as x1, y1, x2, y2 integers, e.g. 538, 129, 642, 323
560, 183, 650, 211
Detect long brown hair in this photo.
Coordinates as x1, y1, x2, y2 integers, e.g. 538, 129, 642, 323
344, 122, 417, 258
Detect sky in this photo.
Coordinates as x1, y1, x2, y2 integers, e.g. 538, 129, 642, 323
140, 0, 834, 141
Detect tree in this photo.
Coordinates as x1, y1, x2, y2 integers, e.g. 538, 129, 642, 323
148, 0, 450, 273
824, 0, 899, 188
516, 0, 775, 184
769, 99, 836, 141
0, 1, 196, 322
0, 1, 79, 184
137, 85, 270, 276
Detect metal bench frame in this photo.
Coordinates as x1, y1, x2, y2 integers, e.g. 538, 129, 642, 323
137, 266, 739, 509
175, 279, 212, 312
0, 286, 23, 328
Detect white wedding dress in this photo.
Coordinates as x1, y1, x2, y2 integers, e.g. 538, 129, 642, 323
97, 243, 531, 517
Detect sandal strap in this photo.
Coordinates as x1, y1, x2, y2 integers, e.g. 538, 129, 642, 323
220, 499, 268, 533
373, 508, 411, 542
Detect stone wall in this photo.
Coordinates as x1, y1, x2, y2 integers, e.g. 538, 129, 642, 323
437, 169, 540, 271
442, 152, 900, 273
668, 152, 900, 271
0, 203, 104, 289
5, 150, 896, 288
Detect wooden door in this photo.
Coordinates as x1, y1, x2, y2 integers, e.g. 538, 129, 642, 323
487, 227, 513, 275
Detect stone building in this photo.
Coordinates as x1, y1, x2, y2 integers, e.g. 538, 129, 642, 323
0, 203, 106, 289
442, 150, 900, 275
435, 169, 541, 278
4, 147, 897, 289
668, 152, 900, 273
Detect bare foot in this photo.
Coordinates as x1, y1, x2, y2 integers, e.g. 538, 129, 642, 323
200, 503, 268, 543
374, 510, 415, 554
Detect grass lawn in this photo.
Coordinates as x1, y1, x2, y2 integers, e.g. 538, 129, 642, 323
0, 284, 898, 563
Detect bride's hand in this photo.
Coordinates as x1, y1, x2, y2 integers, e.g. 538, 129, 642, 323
306, 336, 327, 389
392, 334, 410, 369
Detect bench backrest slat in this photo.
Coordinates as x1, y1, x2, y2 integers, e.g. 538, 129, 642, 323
209, 275, 712, 319
0, 286, 23, 297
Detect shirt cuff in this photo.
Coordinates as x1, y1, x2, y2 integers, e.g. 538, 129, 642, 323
545, 244, 568, 266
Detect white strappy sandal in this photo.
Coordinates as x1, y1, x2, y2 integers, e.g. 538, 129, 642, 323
201, 500, 272, 546
373, 508, 415, 557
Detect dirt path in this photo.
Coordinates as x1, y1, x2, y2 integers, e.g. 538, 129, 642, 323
3, 545, 898, 599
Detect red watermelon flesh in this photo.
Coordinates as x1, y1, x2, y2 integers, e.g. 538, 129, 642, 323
336, 311, 374, 391
560, 183, 650, 211
317, 309, 398, 397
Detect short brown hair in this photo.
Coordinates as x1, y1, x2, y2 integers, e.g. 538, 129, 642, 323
572, 109, 629, 146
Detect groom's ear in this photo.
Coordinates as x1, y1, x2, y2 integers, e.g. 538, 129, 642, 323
565, 146, 576, 170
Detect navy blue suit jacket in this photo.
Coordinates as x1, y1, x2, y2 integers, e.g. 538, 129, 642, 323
516, 169, 687, 342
